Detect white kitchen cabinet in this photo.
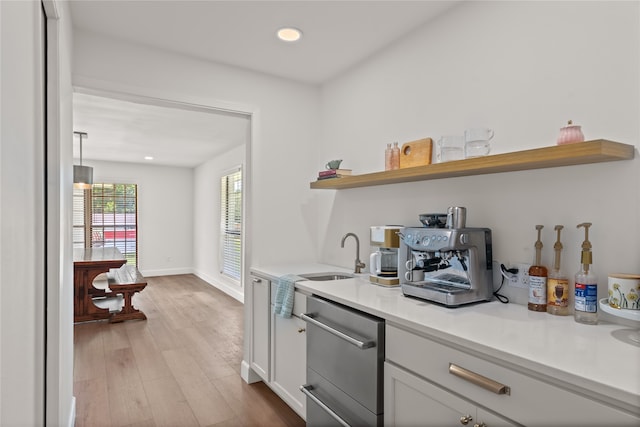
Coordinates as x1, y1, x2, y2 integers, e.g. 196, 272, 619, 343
476, 408, 516, 427
249, 273, 270, 382
270, 285, 307, 419
386, 324, 640, 427
385, 362, 516, 427
247, 271, 308, 419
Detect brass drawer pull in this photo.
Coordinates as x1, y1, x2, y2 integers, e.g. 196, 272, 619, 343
449, 363, 511, 395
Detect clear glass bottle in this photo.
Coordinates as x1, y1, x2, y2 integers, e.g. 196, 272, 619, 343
391, 142, 400, 170
385, 143, 392, 171
547, 225, 569, 315
528, 225, 547, 312
574, 222, 598, 324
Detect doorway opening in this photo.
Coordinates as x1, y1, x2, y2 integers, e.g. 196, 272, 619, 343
72, 88, 253, 301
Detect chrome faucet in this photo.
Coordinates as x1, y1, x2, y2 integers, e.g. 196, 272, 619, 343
341, 232, 365, 274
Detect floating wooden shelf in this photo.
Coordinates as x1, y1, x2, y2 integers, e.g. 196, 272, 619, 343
310, 139, 635, 190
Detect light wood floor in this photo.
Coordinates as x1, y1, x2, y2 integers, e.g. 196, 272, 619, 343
74, 274, 305, 427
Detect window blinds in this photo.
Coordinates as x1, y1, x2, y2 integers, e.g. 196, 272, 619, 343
72, 184, 138, 266
72, 188, 88, 248
220, 168, 242, 281
91, 183, 138, 266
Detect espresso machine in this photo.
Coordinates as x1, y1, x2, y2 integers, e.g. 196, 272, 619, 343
369, 226, 402, 286
398, 208, 493, 306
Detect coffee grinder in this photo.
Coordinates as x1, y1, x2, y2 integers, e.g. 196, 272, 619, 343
369, 226, 402, 286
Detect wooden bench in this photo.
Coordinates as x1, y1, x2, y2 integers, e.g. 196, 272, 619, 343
106, 264, 148, 323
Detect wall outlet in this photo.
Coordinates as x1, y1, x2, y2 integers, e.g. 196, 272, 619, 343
505, 263, 530, 289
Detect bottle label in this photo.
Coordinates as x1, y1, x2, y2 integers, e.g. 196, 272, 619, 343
575, 283, 598, 313
547, 278, 569, 307
529, 275, 547, 305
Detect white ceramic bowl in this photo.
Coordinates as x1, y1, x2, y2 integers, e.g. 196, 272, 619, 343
608, 274, 640, 310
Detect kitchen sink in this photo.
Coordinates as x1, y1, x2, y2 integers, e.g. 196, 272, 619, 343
299, 272, 355, 281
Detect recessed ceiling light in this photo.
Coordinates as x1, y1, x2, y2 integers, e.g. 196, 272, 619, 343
144, 156, 154, 161
277, 27, 302, 42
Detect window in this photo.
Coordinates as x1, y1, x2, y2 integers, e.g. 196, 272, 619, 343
72, 183, 138, 266
220, 167, 242, 281
72, 188, 90, 248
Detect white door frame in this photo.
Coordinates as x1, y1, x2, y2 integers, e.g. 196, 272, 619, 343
70, 84, 256, 303
70, 83, 258, 386
42, 1, 75, 426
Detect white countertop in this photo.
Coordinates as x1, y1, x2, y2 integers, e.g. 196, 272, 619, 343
252, 263, 640, 413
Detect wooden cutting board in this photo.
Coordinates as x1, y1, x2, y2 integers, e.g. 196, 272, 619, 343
399, 138, 433, 168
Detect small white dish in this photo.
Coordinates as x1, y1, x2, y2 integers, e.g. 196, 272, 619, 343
600, 298, 640, 322
600, 298, 640, 346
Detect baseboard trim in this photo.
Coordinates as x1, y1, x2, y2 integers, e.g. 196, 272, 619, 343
193, 270, 244, 303
68, 396, 76, 427
140, 267, 193, 277
241, 360, 262, 384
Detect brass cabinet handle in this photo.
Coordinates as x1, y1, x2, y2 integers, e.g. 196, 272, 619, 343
297, 327, 306, 333
449, 363, 511, 395
460, 415, 473, 425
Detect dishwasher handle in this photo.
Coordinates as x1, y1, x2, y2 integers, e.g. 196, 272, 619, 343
301, 313, 375, 349
300, 385, 351, 427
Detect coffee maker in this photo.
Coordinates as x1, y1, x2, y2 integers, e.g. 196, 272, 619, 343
398, 208, 493, 306
369, 226, 401, 286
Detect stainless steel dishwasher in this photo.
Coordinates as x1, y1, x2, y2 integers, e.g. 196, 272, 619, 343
301, 295, 385, 426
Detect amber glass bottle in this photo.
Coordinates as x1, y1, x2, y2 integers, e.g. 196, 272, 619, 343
547, 225, 569, 316
528, 225, 548, 312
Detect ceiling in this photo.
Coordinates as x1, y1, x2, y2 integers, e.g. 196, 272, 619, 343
69, 1, 459, 167
73, 93, 250, 168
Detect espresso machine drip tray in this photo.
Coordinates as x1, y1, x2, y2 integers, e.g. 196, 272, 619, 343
428, 273, 471, 288
402, 281, 476, 307
401, 273, 480, 307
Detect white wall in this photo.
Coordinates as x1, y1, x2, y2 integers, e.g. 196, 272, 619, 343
1, 1, 46, 424
72, 30, 322, 268
87, 159, 194, 276
315, 1, 640, 307
193, 143, 248, 302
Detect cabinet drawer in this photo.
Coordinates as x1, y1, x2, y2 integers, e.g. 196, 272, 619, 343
384, 361, 516, 427
386, 324, 639, 426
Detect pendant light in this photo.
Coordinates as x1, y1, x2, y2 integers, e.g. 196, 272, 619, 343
73, 131, 93, 189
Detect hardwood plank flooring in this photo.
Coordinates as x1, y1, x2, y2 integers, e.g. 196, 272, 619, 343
74, 274, 305, 427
